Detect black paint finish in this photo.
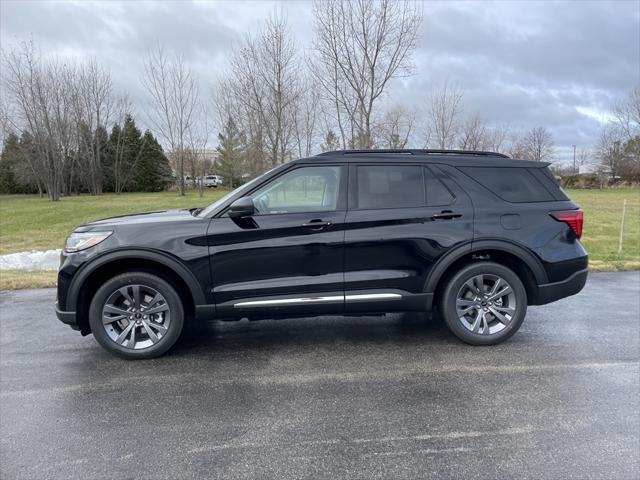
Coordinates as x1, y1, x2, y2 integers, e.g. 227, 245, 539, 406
56, 151, 588, 333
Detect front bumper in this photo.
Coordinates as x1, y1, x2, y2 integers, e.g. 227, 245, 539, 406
534, 267, 588, 305
55, 301, 79, 330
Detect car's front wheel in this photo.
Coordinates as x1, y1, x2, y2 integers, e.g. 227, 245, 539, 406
89, 271, 184, 359
440, 262, 527, 345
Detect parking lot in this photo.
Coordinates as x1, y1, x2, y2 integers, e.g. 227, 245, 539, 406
1, 271, 639, 479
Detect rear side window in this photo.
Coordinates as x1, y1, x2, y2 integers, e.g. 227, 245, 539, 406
459, 167, 555, 202
356, 165, 424, 209
425, 167, 454, 205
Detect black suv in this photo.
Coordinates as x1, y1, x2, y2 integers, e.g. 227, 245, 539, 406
55, 149, 588, 359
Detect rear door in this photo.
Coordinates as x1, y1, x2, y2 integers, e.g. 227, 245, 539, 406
343, 163, 473, 313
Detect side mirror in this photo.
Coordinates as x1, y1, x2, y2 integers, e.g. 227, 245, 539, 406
228, 197, 255, 218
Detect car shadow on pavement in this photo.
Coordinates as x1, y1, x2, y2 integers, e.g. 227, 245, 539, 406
170, 310, 454, 357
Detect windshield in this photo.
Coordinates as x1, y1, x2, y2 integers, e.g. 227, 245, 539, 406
196, 168, 276, 217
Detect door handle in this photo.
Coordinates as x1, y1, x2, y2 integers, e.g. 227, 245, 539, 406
432, 210, 462, 220
301, 220, 332, 230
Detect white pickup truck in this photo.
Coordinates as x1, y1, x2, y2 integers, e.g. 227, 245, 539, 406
202, 175, 222, 188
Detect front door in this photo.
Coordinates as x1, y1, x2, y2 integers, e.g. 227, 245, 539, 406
207, 164, 347, 317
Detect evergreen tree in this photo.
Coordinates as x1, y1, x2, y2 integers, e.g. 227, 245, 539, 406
102, 123, 120, 192
320, 130, 340, 152
216, 116, 246, 188
107, 115, 143, 193
132, 131, 172, 192
0, 133, 22, 194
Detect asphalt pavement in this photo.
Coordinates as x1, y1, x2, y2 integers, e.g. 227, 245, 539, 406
1, 271, 639, 479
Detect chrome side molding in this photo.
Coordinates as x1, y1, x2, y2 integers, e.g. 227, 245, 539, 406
233, 293, 402, 308
345, 293, 402, 302
234, 296, 343, 308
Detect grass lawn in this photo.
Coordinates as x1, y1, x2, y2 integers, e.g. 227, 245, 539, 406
569, 188, 640, 272
0, 187, 638, 289
0, 190, 229, 255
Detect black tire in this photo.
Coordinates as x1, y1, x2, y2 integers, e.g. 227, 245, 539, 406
89, 271, 185, 359
439, 262, 527, 346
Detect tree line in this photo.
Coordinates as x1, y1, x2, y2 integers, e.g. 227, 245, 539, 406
1, 0, 638, 200
0, 112, 172, 195
0, 44, 172, 198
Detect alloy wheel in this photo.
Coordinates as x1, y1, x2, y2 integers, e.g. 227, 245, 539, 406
101, 284, 171, 350
455, 274, 517, 335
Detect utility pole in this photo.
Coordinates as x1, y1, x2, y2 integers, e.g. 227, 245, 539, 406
572, 145, 576, 174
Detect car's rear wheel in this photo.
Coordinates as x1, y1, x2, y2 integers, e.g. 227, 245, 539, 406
440, 262, 527, 345
89, 272, 184, 359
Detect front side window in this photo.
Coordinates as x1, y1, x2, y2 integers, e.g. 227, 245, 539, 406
356, 165, 424, 209
250, 166, 341, 215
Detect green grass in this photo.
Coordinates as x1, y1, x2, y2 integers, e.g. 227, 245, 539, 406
0, 187, 638, 289
0, 190, 230, 255
568, 188, 640, 271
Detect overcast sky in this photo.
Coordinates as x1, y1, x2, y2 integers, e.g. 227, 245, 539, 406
1, 0, 639, 163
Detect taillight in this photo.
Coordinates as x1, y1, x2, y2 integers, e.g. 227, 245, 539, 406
550, 209, 583, 239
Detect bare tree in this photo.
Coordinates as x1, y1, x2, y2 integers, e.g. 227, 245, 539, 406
509, 126, 554, 161
142, 45, 199, 195
376, 105, 415, 148
220, 13, 304, 172
427, 81, 464, 149
312, 0, 422, 149
597, 125, 624, 179
524, 126, 554, 161
484, 125, 510, 154
613, 86, 640, 141
73, 60, 114, 195
457, 114, 488, 151
2, 41, 78, 200
186, 104, 210, 197
294, 76, 320, 158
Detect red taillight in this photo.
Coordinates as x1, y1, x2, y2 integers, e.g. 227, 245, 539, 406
550, 209, 583, 239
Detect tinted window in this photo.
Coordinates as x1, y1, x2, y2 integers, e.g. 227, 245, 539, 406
356, 165, 424, 209
425, 168, 454, 205
460, 167, 555, 202
534, 167, 569, 200
251, 166, 341, 214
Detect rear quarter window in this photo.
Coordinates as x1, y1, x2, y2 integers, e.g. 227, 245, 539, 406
459, 166, 555, 203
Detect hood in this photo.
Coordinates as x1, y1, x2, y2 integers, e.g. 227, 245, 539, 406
81, 209, 198, 228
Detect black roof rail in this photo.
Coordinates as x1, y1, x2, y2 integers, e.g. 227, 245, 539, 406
316, 149, 510, 159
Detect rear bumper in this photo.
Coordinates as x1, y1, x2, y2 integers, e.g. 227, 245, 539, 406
534, 267, 588, 305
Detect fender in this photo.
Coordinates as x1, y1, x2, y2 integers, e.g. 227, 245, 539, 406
423, 238, 548, 294
66, 248, 207, 311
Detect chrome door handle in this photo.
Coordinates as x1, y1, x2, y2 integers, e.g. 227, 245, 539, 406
432, 211, 462, 220
301, 220, 332, 230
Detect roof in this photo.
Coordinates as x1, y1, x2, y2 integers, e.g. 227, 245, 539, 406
301, 149, 549, 168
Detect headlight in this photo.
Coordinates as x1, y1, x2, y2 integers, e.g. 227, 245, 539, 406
65, 231, 113, 253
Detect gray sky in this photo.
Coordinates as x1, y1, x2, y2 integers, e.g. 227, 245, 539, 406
1, 0, 639, 163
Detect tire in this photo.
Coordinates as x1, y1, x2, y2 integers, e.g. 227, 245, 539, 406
439, 262, 527, 346
89, 271, 185, 359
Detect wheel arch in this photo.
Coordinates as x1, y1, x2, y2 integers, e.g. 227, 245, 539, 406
68, 249, 206, 334
425, 240, 547, 306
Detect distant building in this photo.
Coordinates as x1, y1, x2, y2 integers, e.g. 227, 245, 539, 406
578, 164, 598, 175
167, 149, 221, 184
